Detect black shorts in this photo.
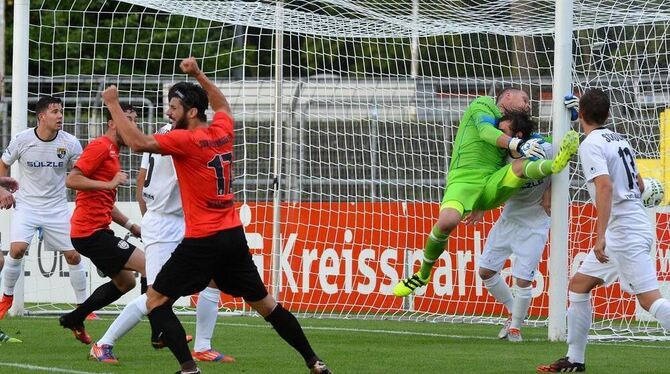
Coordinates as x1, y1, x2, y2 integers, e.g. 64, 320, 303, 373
71, 229, 136, 277
152, 226, 268, 302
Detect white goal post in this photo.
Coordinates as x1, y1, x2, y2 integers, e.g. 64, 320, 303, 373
4, 0, 670, 342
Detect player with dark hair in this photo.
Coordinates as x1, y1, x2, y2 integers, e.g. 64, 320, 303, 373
393, 88, 580, 297
0, 96, 90, 320
102, 57, 331, 374
89, 95, 234, 364
537, 89, 670, 372
464, 113, 554, 342
58, 103, 146, 345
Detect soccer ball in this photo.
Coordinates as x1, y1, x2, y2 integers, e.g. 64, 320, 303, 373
641, 177, 664, 208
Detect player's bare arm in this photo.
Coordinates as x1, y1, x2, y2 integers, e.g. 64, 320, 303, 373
66, 167, 127, 191
0, 186, 15, 209
181, 57, 233, 117
111, 205, 141, 237
136, 167, 148, 216
101, 85, 161, 153
592, 174, 612, 263
0, 160, 9, 177
637, 173, 645, 194
0, 176, 18, 193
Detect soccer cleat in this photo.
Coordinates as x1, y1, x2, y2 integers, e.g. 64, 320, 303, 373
89, 343, 119, 364
550, 130, 580, 174
0, 294, 14, 320
497, 317, 511, 339
536, 357, 585, 373
85, 312, 101, 321
152, 334, 193, 349
59, 314, 92, 345
173, 370, 201, 374
506, 327, 522, 342
309, 360, 332, 374
0, 330, 21, 343
192, 349, 236, 363
393, 272, 429, 297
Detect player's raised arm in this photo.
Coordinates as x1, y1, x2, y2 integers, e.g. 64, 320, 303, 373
101, 85, 161, 153
180, 57, 232, 117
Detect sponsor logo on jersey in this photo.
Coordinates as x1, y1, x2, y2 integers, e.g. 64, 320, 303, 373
56, 147, 66, 159
26, 161, 65, 168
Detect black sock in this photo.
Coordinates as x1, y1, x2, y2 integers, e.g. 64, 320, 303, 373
140, 277, 148, 294
70, 281, 124, 322
264, 303, 317, 363
148, 304, 193, 365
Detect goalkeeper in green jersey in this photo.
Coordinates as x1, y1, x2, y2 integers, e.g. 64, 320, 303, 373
393, 88, 579, 297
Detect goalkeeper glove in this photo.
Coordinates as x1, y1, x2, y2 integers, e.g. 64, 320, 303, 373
508, 137, 547, 160
564, 94, 579, 121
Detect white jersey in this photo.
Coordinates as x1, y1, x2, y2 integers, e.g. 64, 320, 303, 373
140, 124, 182, 216
499, 141, 553, 228
2, 128, 81, 210
579, 128, 651, 236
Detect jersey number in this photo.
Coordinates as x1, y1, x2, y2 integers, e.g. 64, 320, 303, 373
617, 146, 637, 189
143, 155, 155, 188
207, 153, 232, 195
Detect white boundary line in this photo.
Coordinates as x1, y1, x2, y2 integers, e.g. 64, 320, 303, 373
0, 362, 110, 374
26, 315, 670, 350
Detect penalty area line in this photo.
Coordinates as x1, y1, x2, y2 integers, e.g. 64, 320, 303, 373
0, 362, 111, 374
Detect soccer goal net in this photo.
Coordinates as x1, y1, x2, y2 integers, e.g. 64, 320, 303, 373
5, 0, 669, 341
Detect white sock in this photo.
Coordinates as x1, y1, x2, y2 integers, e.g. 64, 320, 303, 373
649, 298, 670, 331
510, 284, 532, 329
68, 261, 88, 304
194, 287, 220, 352
2, 255, 23, 296
566, 291, 591, 364
98, 294, 148, 346
483, 273, 513, 313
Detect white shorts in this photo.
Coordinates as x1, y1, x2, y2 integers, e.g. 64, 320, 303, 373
11, 205, 73, 252
479, 218, 548, 282
140, 211, 184, 247
141, 211, 184, 285
577, 231, 658, 295
145, 240, 179, 285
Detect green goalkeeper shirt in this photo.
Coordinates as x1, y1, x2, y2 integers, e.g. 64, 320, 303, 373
448, 96, 506, 180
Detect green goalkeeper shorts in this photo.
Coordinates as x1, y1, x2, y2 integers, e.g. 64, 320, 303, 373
440, 164, 526, 214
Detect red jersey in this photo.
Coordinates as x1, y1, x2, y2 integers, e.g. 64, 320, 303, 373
70, 136, 120, 238
154, 112, 242, 238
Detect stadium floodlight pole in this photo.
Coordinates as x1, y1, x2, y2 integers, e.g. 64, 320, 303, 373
8, 0, 30, 317
548, 0, 573, 342
271, 0, 284, 302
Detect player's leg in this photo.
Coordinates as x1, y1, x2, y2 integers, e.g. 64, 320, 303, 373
0, 252, 20, 342
516, 130, 580, 180
1, 205, 40, 318
61, 250, 88, 306
615, 236, 670, 332
478, 220, 514, 338
0, 241, 30, 319
61, 231, 143, 344
506, 227, 547, 342
537, 251, 610, 372
217, 226, 330, 373
43, 209, 91, 309
193, 281, 235, 363
148, 239, 217, 374
393, 179, 482, 297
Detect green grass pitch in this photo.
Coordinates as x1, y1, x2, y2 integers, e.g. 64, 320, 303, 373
0, 315, 668, 373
